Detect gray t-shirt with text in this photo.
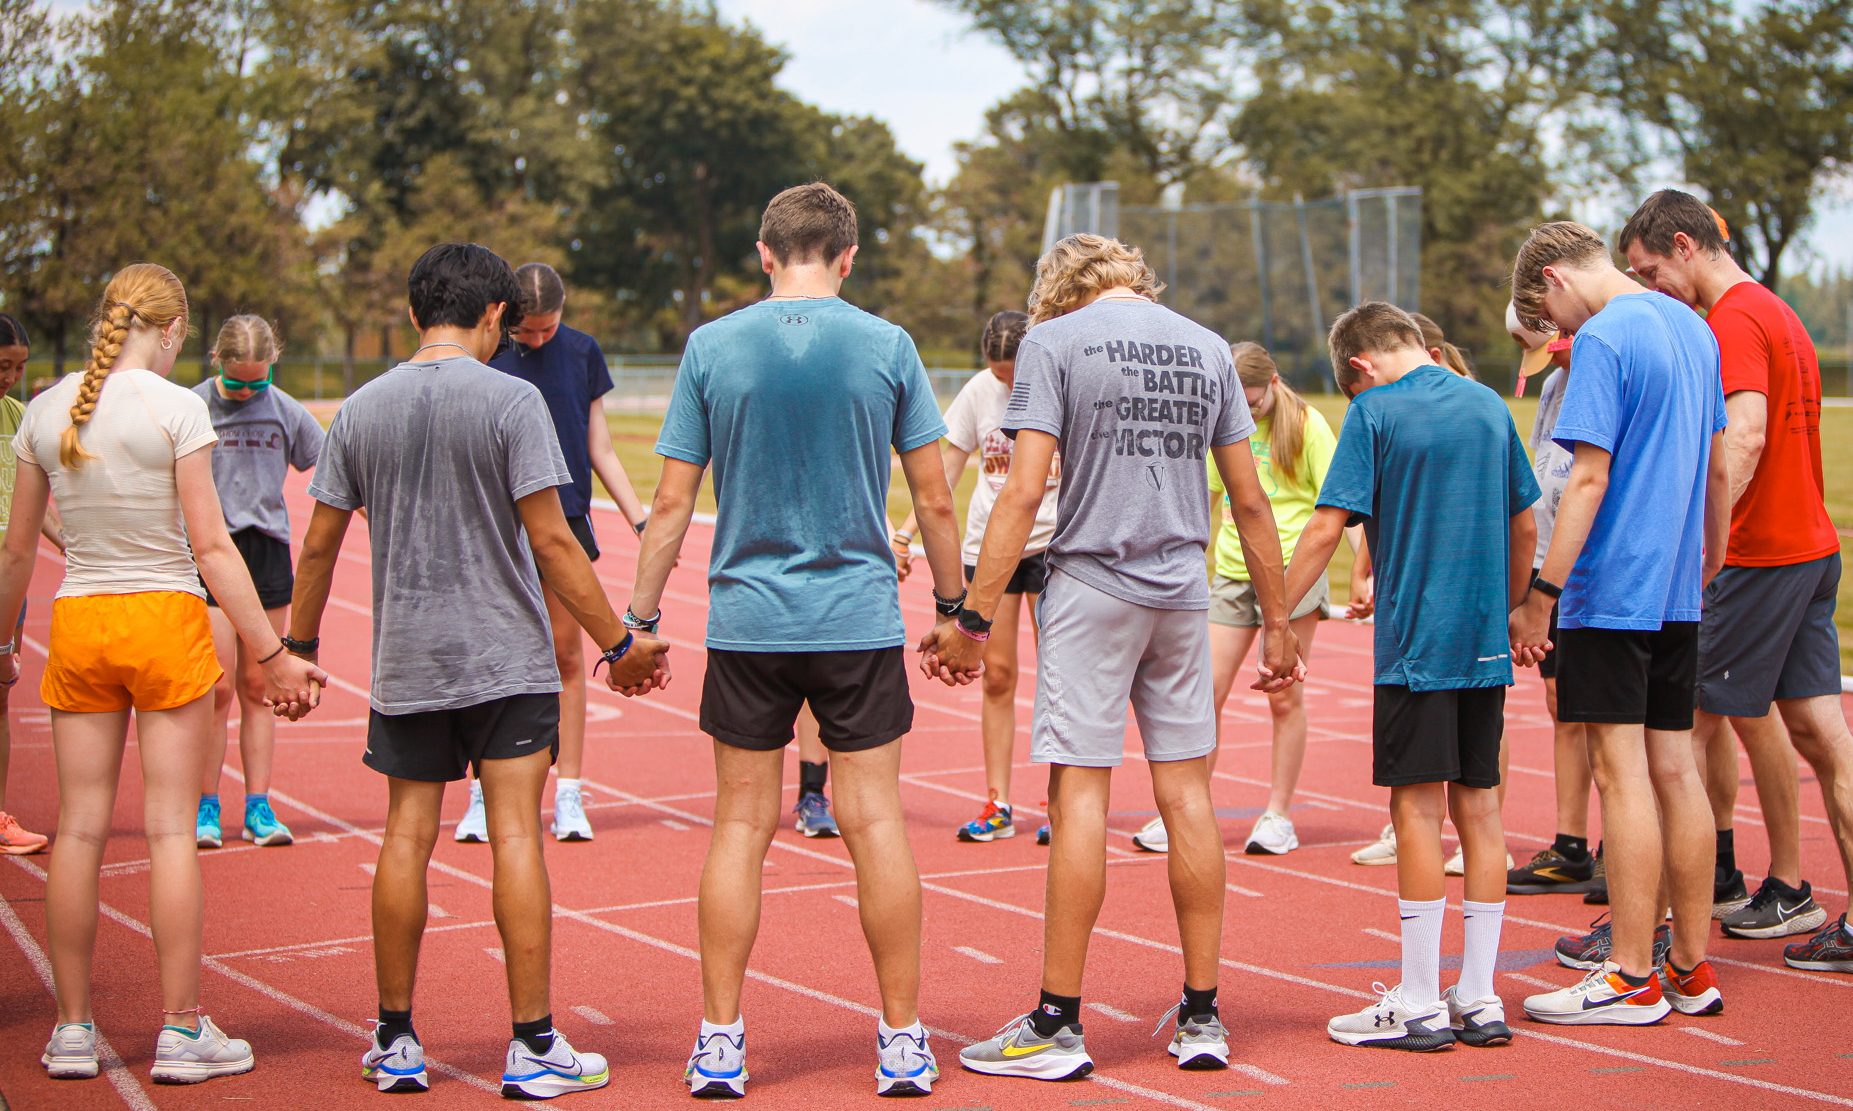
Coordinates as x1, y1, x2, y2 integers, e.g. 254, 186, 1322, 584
1003, 300, 1253, 608
192, 381, 325, 544
308, 355, 571, 714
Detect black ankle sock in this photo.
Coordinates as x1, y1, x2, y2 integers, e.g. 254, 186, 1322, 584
1181, 983, 1219, 1020
377, 1008, 416, 1046
1716, 829, 1736, 876
1028, 990, 1082, 1037
513, 1014, 555, 1055
799, 760, 828, 797
1551, 833, 1590, 862
1614, 969, 1652, 988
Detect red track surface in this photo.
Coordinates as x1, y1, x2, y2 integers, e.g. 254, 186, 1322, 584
4, 474, 1852, 1110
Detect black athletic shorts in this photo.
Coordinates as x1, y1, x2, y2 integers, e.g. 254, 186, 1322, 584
1555, 622, 1699, 731
965, 551, 1051, 595
567, 515, 600, 562
1373, 685, 1505, 789
700, 648, 912, 753
365, 693, 560, 782
1538, 599, 1562, 681
204, 528, 294, 610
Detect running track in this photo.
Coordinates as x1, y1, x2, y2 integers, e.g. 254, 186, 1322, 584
3, 475, 1851, 1110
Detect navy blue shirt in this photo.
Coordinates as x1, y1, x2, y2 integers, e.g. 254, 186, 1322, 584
1318, 365, 1540, 691
489, 323, 615, 517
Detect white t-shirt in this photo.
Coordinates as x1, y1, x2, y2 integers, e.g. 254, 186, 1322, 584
943, 369, 1060, 564
16, 369, 218, 599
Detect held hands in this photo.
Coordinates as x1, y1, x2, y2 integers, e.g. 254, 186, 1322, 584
265, 650, 328, 721
917, 616, 983, 686
1509, 593, 1554, 668
607, 634, 671, 697
1254, 622, 1306, 693
1346, 571, 1375, 621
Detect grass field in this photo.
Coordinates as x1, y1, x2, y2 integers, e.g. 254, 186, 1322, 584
603, 395, 1853, 671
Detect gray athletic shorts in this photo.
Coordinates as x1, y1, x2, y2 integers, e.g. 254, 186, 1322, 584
1209, 574, 1328, 627
1029, 568, 1216, 768
1697, 552, 1843, 718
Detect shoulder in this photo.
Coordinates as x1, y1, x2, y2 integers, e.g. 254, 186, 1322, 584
126, 370, 208, 411
1303, 403, 1335, 436
554, 324, 603, 357
1, 395, 25, 420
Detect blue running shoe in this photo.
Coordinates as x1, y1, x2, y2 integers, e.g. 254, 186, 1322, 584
360, 1030, 427, 1093
794, 791, 840, 839
242, 796, 292, 847
685, 1025, 747, 1098
957, 795, 1015, 843
876, 1023, 938, 1096
1036, 824, 1051, 846
196, 796, 222, 850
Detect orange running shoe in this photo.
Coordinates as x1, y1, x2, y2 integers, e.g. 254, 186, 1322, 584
1523, 963, 1671, 1026
0, 811, 49, 855
1663, 959, 1723, 1015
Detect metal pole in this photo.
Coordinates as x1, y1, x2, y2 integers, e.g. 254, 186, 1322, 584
1386, 194, 1399, 307
1295, 193, 1324, 364
1348, 191, 1362, 308
1250, 198, 1273, 350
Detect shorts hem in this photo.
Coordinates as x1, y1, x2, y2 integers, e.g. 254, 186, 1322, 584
1031, 752, 1123, 768
1374, 771, 1500, 789
1145, 742, 1217, 763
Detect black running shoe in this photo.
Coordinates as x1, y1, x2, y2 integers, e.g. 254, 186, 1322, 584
1507, 847, 1595, 895
1784, 914, 1853, 972
1555, 916, 1671, 972
1721, 876, 1828, 939
1712, 866, 1750, 919
1583, 848, 1608, 905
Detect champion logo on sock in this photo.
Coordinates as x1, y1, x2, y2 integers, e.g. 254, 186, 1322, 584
1040, 1003, 1063, 1017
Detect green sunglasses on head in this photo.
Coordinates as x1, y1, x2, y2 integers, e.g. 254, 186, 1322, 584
220, 365, 274, 392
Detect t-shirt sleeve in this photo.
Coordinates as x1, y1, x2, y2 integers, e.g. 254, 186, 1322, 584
584, 335, 615, 403
307, 410, 361, 511
1301, 405, 1339, 496
655, 343, 711, 466
1711, 360, 1728, 435
891, 331, 947, 453
502, 387, 572, 500
1711, 304, 1769, 398
287, 398, 326, 472
1211, 345, 1255, 447
1506, 414, 1542, 515
1552, 333, 1624, 454
169, 391, 219, 459
1316, 403, 1377, 525
942, 376, 982, 453
1001, 336, 1062, 440
12, 399, 37, 466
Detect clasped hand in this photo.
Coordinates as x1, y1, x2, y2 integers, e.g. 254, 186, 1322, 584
916, 617, 983, 686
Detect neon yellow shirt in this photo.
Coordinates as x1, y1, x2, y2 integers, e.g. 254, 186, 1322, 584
0, 395, 24, 542
1207, 403, 1337, 581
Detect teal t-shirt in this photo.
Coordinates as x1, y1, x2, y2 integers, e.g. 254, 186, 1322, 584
656, 298, 946, 651
1317, 365, 1540, 691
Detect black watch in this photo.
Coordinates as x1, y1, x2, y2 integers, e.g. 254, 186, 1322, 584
956, 607, 994, 635
1530, 575, 1563, 600
281, 635, 320, 655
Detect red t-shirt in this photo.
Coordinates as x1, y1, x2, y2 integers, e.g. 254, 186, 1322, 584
1707, 281, 1838, 567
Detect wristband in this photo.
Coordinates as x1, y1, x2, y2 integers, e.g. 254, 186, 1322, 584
0, 639, 14, 656
954, 621, 990, 644
281, 635, 319, 655
593, 631, 634, 676
892, 530, 913, 546
258, 643, 286, 664
1530, 575, 1563, 600
623, 607, 660, 633
634, 517, 648, 536
932, 587, 967, 617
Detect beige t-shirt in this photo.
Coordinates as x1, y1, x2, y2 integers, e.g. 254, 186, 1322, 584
16, 369, 218, 599
942, 369, 1061, 565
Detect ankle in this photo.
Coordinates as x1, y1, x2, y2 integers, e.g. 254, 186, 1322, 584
1028, 989, 1081, 1036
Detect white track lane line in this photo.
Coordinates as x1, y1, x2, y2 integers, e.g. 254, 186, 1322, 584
1229, 1062, 1290, 1086
1681, 1026, 1747, 1047
951, 945, 1001, 965
572, 1005, 615, 1027
1086, 1002, 1141, 1023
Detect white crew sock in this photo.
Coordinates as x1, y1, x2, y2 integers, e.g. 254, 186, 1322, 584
700, 1016, 744, 1038
1398, 897, 1446, 1007
556, 778, 581, 797
878, 1018, 924, 1040
1458, 899, 1506, 1002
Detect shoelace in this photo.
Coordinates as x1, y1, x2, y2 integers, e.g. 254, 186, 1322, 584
1741, 876, 1785, 911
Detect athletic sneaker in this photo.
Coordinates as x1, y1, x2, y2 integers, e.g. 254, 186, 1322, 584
1441, 986, 1511, 1047
41, 1022, 98, 1079
1712, 866, 1751, 919
151, 1015, 255, 1084
242, 797, 293, 847
1783, 914, 1853, 973
1444, 846, 1512, 876
501, 1031, 608, 1099
957, 795, 1015, 842
1720, 876, 1827, 939
455, 780, 488, 843
1244, 812, 1297, 856
1036, 824, 1051, 846
1152, 1004, 1229, 1069
875, 1024, 939, 1096
1325, 983, 1454, 1051
1583, 848, 1608, 905
1522, 963, 1670, 1026
195, 797, 222, 850
685, 1026, 747, 1098
1554, 916, 1672, 972
553, 783, 595, 842
1132, 816, 1168, 853
0, 810, 49, 855
793, 791, 840, 839
958, 1014, 1092, 1080
1506, 847, 1595, 895
1662, 960, 1723, 1015
360, 1029, 428, 1093
1351, 823, 1396, 866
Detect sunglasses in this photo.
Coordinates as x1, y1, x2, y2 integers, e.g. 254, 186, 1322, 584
220, 366, 274, 392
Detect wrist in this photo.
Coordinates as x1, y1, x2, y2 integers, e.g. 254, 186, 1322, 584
281, 634, 319, 656
955, 606, 994, 636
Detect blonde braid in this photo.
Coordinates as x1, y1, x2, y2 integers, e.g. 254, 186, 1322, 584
61, 303, 132, 468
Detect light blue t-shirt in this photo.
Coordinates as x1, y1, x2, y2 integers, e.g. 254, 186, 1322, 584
1551, 292, 1726, 630
655, 298, 946, 651
1318, 365, 1540, 691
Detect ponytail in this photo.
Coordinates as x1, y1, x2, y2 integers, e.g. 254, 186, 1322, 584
63, 263, 189, 468
1410, 312, 1476, 380
1232, 342, 1309, 487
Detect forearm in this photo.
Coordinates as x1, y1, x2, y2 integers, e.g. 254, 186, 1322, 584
591, 452, 648, 525
914, 490, 963, 601
1509, 515, 1538, 611
1230, 498, 1291, 625
0, 542, 38, 642
1283, 509, 1346, 612
534, 534, 626, 650
629, 482, 696, 619
1536, 476, 1604, 588
288, 545, 338, 643
197, 543, 284, 656
1724, 437, 1761, 506
964, 491, 1038, 620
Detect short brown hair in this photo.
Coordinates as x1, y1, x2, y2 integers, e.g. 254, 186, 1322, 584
1327, 301, 1425, 391
1618, 189, 1728, 259
759, 182, 858, 265
1510, 221, 1608, 332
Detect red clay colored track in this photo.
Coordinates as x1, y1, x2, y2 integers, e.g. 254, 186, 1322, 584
4, 474, 1852, 1110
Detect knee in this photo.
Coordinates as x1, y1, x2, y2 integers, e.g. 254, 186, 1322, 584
213, 674, 236, 711
1448, 786, 1499, 825
1267, 686, 1301, 721
235, 672, 268, 708
1391, 785, 1445, 825
981, 662, 1017, 700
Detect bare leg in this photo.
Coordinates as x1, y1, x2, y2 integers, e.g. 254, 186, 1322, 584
1730, 712, 1803, 887
1263, 613, 1321, 814
1204, 623, 1260, 776
1691, 710, 1736, 837
135, 694, 217, 1028
1779, 695, 1853, 898
1587, 723, 1659, 976
45, 709, 130, 1025
233, 608, 288, 797
482, 748, 556, 1022
796, 706, 825, 765
698, 743, 782, 1023
373, 778, 443, 1012
1151, 756, 1225, 988
202, 608, 239, 798
1646, 726, 1712, 970
1041, 764, 1111, 995
1543, 677, 1590, 837
543, 585, 587, 782
1449, 783, 1505, 904
979, 593, 1028, 800
829, 740, 922, 1026
1390, 783, 1447, 901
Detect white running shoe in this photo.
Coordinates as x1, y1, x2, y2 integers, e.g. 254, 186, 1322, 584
957, 1014, 1093, 1080
455, 781, 488, 843
1132, 816, 1169, 853
1244, 811, 1298, 856
1444, 846, 1513, 875
1352, 823, 1397, 866
875, 1023, 939, 1096
42, 1022, 99, 1079
1154, 1003, 1230, 1070
552, 783, 594, 842
1441, 985, 1513, 1047
151, 1015, 255, 1084
685, 1024, 748, 1098
1522, 963, 1671, 1026
360, 1029, 428, 1093
1326, 984, 1455, 1051
501, 1031, 609, 1099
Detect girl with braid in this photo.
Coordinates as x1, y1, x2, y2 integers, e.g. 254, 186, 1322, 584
0, 264, 326, 1085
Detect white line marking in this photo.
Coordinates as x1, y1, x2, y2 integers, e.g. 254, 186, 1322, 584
952, 945, 1001, 965
1226, 883, 1264, 897
571, 1005, 615, 1027
1681, 1026, 1746, 1047
429, 904, 452, 919
485, 947, 505, 964
833, 894, 860, 909
1506, 972, 1561, 990
1230, 1062, 1290, 1086
659, 818, 690, 831
1361, 927, 1399, 943
1085, 1002, 1140, 1023
359, 861, 376, 876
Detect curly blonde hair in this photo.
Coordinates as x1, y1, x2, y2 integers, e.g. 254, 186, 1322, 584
1027, 234, 1164, 324
65, 263, 189, 468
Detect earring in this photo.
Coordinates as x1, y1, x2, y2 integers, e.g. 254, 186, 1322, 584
161, 338, 174, 350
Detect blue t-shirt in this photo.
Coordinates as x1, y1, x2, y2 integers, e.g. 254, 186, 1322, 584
656, 298, 946, 651
1551, 292, 1726, 630
1318, 365, 1540, 691
489, 323, 615, 517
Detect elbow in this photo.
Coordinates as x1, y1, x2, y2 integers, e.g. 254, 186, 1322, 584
650, 485, 693, 518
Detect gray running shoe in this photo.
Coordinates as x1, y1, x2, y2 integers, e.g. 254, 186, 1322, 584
151, 1015, 254, 1084
1721, 876, 1827, 939
1151, 1003, 1229, 1070
42, 1022, 98, 1079
958, 1014, 1093, 1081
